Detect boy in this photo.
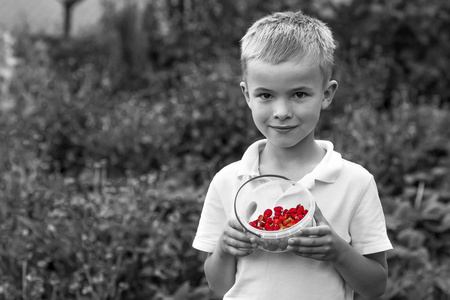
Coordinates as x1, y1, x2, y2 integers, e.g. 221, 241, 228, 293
192, 11, 392, 299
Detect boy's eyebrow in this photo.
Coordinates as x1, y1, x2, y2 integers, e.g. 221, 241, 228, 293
253, 87, 274, 92
253, 86, 314, 92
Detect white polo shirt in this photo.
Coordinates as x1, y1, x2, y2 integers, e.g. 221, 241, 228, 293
193, 139, 393, 300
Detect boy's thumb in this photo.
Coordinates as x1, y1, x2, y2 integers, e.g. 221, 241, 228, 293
313, 202, 329, 226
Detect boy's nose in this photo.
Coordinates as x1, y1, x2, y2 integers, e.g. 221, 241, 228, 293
273, 99, 293, 120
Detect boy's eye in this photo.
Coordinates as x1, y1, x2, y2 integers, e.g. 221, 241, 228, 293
259, 93, 273, 100
293, 92, 307, 99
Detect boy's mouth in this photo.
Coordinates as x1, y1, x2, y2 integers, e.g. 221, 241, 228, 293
270, 125, 298, 132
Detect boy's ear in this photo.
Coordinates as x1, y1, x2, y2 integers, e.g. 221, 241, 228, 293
240, 81, 251, 107
321, 80, 338, 110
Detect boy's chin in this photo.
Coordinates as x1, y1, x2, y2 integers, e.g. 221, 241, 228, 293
266, 138, 305, 149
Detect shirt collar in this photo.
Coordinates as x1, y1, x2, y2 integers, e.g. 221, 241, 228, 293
237, 139, 342, 188
237, 139, 265, 180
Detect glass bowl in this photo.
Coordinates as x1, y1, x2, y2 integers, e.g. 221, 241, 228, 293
234, 175, 315, 253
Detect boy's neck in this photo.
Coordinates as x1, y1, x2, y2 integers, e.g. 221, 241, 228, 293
259, 137, 325, 182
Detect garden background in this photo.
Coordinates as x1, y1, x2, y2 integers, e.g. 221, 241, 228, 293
1, 0, 450, 299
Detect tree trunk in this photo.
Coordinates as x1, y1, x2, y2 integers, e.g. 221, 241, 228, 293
63, 2, 75, 38
62, 0, 83, 39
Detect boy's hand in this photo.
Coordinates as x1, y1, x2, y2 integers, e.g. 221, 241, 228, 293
287, 203, 346, 262
220, 218, 257, 257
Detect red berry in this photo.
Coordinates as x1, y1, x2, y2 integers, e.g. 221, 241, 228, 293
274, 206, 283, 212
249, 204, 308, 231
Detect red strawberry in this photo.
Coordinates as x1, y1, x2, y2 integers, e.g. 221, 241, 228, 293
264, 209, 272, 218
248, 204, 309, 231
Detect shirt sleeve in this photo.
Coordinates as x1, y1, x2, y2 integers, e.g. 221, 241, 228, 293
192, 176, 228, 253
349, 176, 393, 255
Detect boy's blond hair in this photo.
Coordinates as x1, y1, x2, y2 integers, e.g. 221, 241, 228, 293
240, 11, 336, 82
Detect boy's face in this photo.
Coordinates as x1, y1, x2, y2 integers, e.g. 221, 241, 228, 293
240, 59, 338, 149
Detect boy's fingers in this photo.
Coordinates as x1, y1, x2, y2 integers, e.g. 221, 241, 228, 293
296, 224, 330, 237
228, 218, 245, 231
288, 234, 328, 246
226, 246, 254, 257
223, 235, 253, 249
229, 219, 255, 238
226, 218, 257, 245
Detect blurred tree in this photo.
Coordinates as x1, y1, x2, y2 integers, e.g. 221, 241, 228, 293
56, 0, 86, 38
328, 0, 450, 109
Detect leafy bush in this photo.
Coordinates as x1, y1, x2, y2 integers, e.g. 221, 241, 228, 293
0, 172, 212, 299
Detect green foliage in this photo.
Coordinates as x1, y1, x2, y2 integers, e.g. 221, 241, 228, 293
0, 173, 211, 299
329, 0, 450, 110
1, 0, 450, 299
